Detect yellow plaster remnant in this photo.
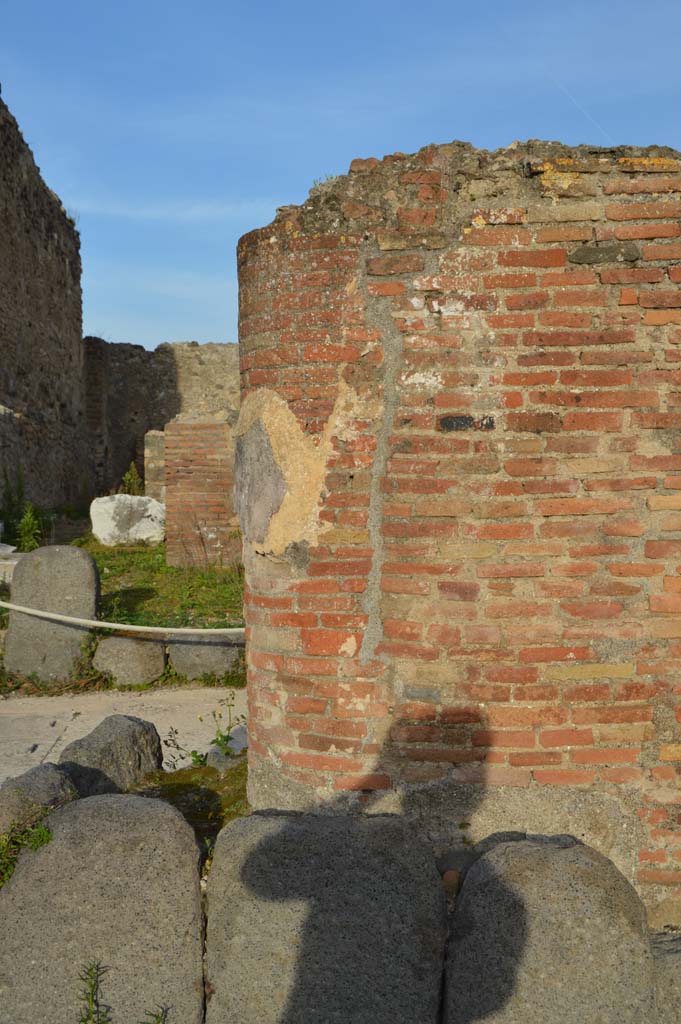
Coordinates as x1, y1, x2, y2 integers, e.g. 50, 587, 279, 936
544, 662, 634, 681
437, 542, 497, 560
660, 745, 681, 762
539, 170, 587, 198
649, 495, 681, 511
236, 383, 381, 555
650, 620, 681, 639
618, 156, 681, 173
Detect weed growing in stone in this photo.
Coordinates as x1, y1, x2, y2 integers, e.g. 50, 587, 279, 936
205, 691, 246, 758
163, 690, 245, 769
0, 816, 52, 889
78, 961, 113, 1024
163, 725, 208, 768
78, 960, 170, 1022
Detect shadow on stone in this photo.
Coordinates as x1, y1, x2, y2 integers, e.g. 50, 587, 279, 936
206, 713, 529, 1024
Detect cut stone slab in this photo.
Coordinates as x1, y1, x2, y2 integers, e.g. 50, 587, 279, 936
0, 763, 77, 833
205, 813, 447, 1024
93, 635, 165, 687
445, 835, 656, 1024
3, 545, 99, 683
90, 494, 165, 546
168, 637, 240, 679
0, 794, 204, 1023
652, 931, 681, 1024
58, 714, 162, 796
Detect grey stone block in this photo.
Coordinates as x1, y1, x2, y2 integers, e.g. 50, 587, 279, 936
4, 545, 99, 682
205, 813, 447, 1024
568, 241, 640, 264
0, 763, 77, 833
0, 794, 204, 1023
93, 635, 165, 686
445, 836, 656, 1024
652, 931, 681, 1024
58, 714, 162, 795
168, 637, 239, 680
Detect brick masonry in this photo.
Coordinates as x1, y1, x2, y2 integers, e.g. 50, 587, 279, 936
237, 139, 681, 925
164, 419, 240, 567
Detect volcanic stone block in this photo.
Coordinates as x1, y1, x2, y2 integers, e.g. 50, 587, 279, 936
58, 714, 162, 796
93, 636, 165, 686
0, 795, 204, 1023
205, 813, 447, 1024
168, 637, 240, 680
0, 763, 77, 833
445, 835, 655, 1024
3, 545, 99, 683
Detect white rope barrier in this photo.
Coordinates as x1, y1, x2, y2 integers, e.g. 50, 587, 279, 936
0, 599, 245, 639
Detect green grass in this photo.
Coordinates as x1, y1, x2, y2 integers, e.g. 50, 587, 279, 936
73, 536, 244, 629
0, 816, 52, 889
0, 538, 246, 695
133, 756, 249, 857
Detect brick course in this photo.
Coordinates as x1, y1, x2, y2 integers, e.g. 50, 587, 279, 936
164, 420, 239, 567
237, 140, 681, 923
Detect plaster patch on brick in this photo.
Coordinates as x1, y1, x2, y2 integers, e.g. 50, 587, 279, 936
236, 383, 376, 556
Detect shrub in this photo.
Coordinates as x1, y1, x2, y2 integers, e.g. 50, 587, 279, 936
119, 462, 144, 496
16, 502, 42, 552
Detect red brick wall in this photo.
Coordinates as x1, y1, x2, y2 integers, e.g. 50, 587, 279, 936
164, 420, 239, 567
237, 142, 681, 923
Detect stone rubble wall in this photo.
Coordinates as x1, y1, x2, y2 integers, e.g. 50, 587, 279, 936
0, 97, 91, 507
0, 95, 240, 523
237, 138, 681, 926
84, 336, 239, 495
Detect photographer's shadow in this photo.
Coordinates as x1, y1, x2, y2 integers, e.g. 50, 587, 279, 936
239, 706, 527, 1023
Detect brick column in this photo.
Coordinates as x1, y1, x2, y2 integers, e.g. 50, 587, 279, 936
237, 142, 681, 926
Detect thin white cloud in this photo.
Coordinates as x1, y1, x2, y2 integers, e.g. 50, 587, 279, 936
70, 196, 278, 223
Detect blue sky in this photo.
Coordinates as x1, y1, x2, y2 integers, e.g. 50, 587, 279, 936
2, 1, 680, 349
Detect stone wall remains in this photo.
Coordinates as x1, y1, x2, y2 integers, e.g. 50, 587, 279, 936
84, 338, 239, 495
0, 97, 91, 507
237, 139, 681, 926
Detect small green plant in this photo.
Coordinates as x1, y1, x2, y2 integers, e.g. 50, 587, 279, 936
78, 961, 113, 1024
208, 691, 246, 757
0, 817, 52, 889
163, 726, 207, 768
163, 691, 245, 769
78, 960, 170, 1022
119, 462, 144, 496
138, 1008, 170, 1023
16, 501, 42, 552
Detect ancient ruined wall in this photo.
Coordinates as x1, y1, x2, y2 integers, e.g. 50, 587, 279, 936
237, 140, 681, 926
164, 418, 239, 566
0, 97, 91, 506
84, 338, 239, 493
